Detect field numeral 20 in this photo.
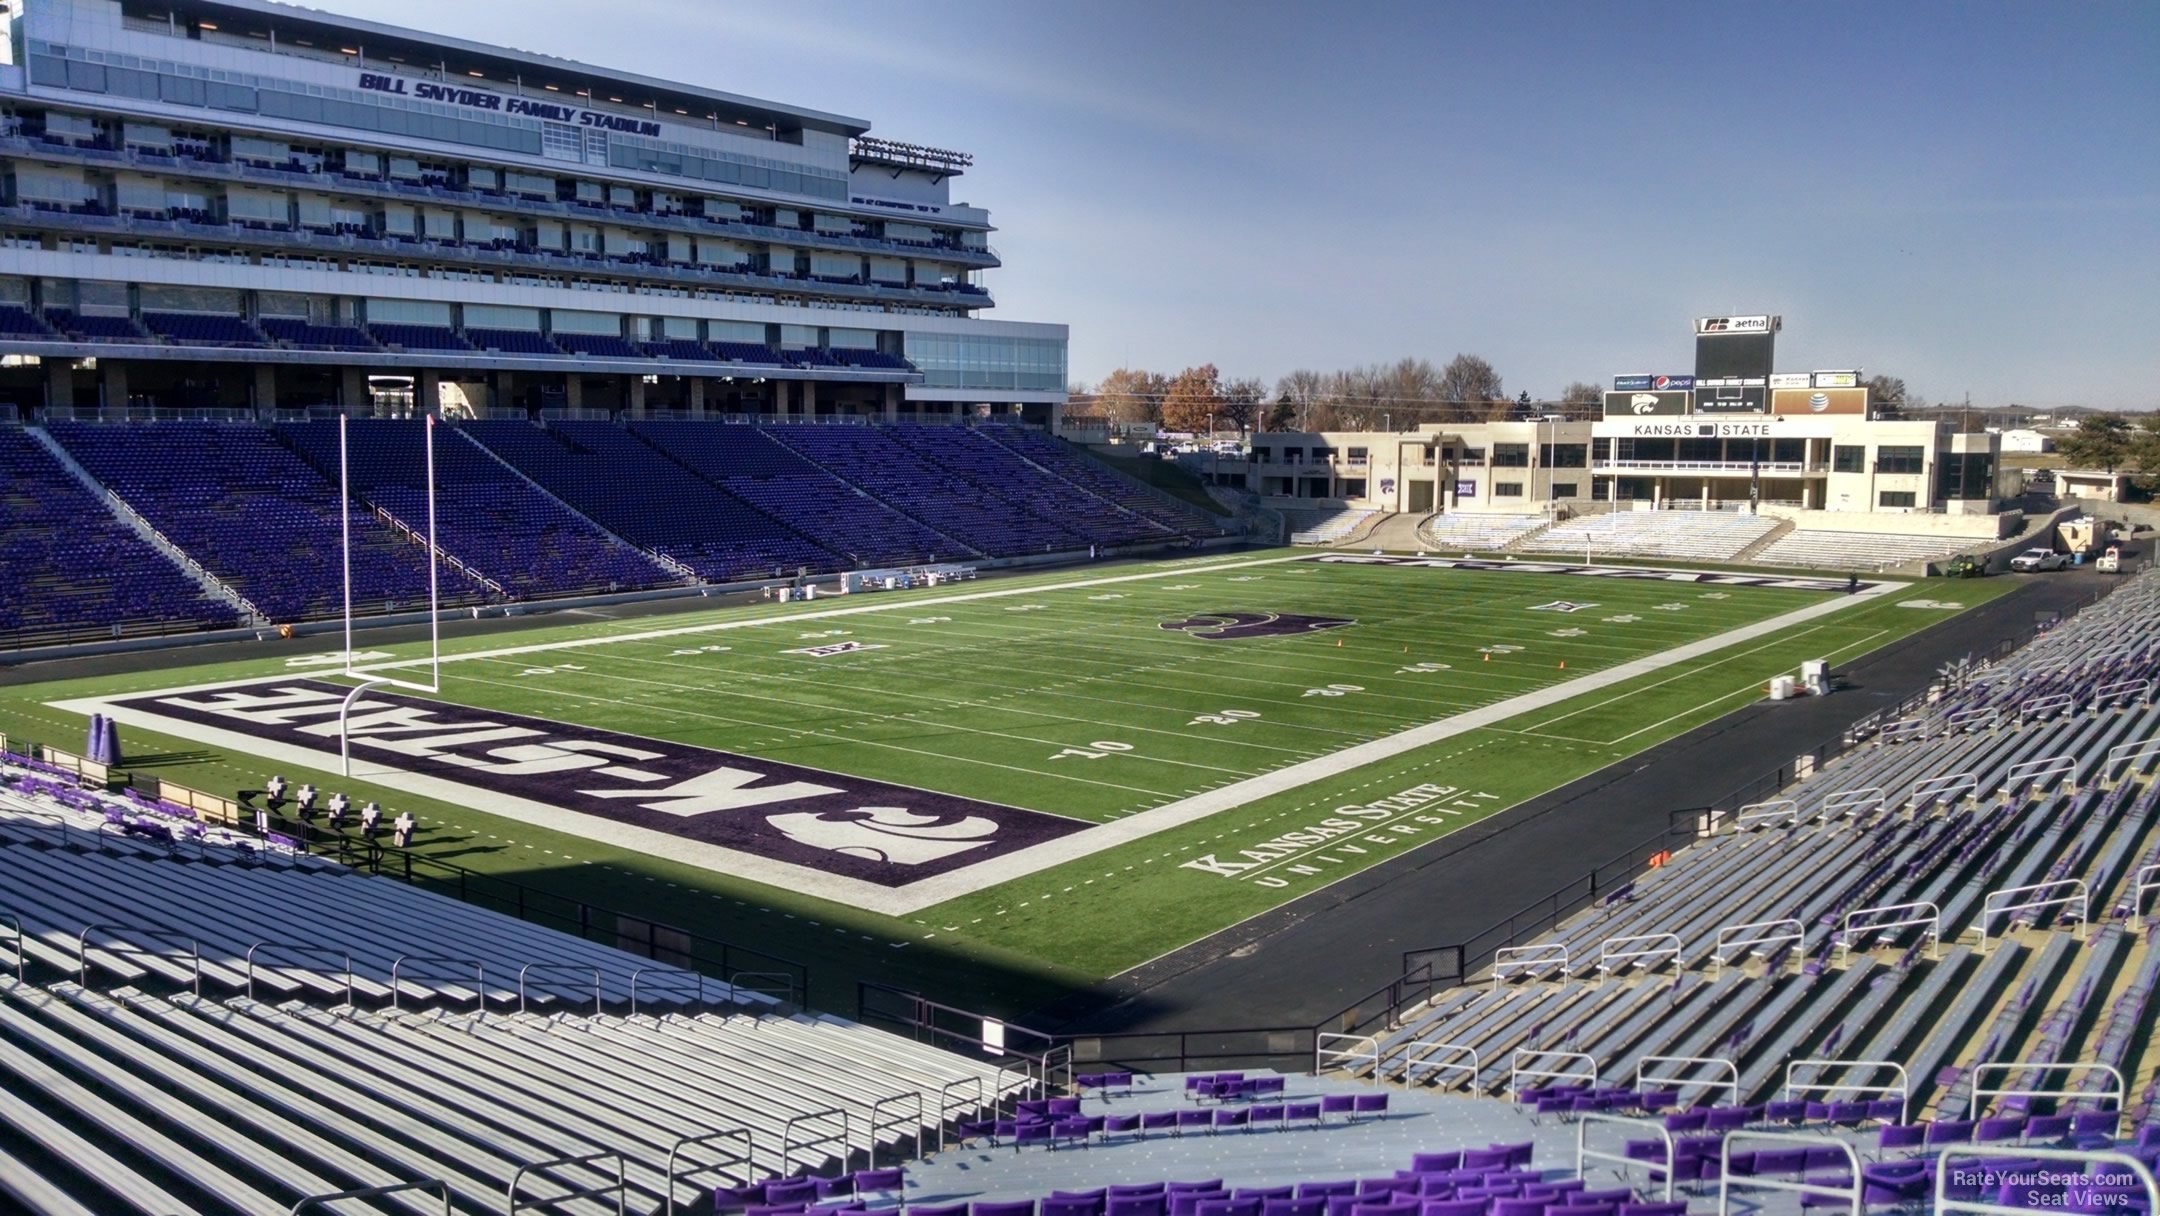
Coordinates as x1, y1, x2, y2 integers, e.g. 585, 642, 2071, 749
1052, 741, 1133, 761
1189, 709, 1262, 726
1302, 683, 1365, 697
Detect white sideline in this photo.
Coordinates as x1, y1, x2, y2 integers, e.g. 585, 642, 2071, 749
54, 555, 1900, 917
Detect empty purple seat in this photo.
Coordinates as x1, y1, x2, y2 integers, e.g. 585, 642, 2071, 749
975, 1205, 1037, 1216
1976, 1115, 2027, 1143
1047, 1097, 1082, 1117
1489, 1200, 1544, 1216
1170, 1194, 1226, 1216
1927, 1119, 1975, 1145
768, 1180, 819, 1206
1320, 1094, 1357, 1120
1352, 1093, 1390, 1121
1236, 1190, 1293, 1203
1102, 1114, 1140, 1138
1213, 1108, 1250, 1132
1106, 1198, 1164, 1216
1409, 1153, 1463, 1175
1864, 1098, 1904, 1123
1011, 1123, 1053, 1151
1298, 1184, 1355, 1201
1418, 1203, 1486, 1216
909, 1207, 967, 1216
1111, 1186, 1166, 1200
1285, 1101, 1322, 1124
1141, 1111, 1179, 1135
1878, 1123, 1927, 1153
2024, 1114, 2072, 1142
1175, 1109, 1212, 1134
1262, 1202, 1324, 1216
1617, 1206, 1688, 1216
1043, 1201, 1099, 1216
1249, 1103, 1284, 1128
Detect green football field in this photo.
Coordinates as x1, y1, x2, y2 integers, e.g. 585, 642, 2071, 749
0, 550, 2014, 1015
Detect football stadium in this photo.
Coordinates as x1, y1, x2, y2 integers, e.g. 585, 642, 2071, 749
0, 1, 2156, 1213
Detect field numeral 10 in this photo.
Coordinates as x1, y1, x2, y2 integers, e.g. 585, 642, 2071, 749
1302, 684, 1365, 697
1052, 741, 1133, 761
1189, 709, 1262, 726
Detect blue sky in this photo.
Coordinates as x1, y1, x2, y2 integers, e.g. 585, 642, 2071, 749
317, 0, 2158, 408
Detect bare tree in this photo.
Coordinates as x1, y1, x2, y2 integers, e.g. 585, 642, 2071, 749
1219, 377, 1265, 436
1272, 369, 1327, 431
1436, 354, 1504, 421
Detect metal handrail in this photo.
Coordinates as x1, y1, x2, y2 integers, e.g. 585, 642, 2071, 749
244, 941, 355, 1008
1712, 918, 1805, 976
779, 1107, 849, 1178
1492, 943, 1569, 988
1909, 771, 1978, 810
1838, 902, 1942, 963
1635, 1054, 1740, 1108
1784, 1059, 1910, 1125
389, 954, 486, 1015
666, 1128, 756, 1216
724, 970, 798, 1007
289, 1178, 450, 1214
77, 923, 201, 998
866, 1091, 924, 1169
506, 1149, 627, 1215
935, 1076, 982, 1151
1821, 787, 1885, 819
1599, 932, 1682, 981
1577, 1113, 1674, 1201
1733, 799, 1799, 831
1969, 1061, 2124, 1133
1510, 1048, 1596, 1101
1717, 1130, 1860, 1216
1315, 1032, 1381, 1076
1978, 880, 2089, 954
1397, 1040, 1481, 1090
2004, 753, 2078, 794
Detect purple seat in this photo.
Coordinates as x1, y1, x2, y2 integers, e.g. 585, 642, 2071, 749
1764, 1100, 1809, 1124
2024, 1114, 2073, 1142
1352, 1203, 1417, 1216
1213, 1108, 1250, 1132
1110, 1186, 1165, 1200
1976, 1115, 2027, 1143
818, 1177, 858, 1200
1299, 1184, 1355, 1200
1053, 1116, 1093, 1145
746, 1205, 804, 1216
910, 1207, 968, 1216
2069, 1111, 2118, 1140
1048, 1097, 1083, 1116
1410, 1154, 1464, 1175
1864, 1098, 1905, 1124
1661, 1110, 1706, 1134
1489, 1200, 1545, 1216
1703, 1107, 1751, 1133
1249, 1103, 1285, 1128
1103, 1114, 1141, 1138
1172, 1196, 1227, 1216
1286, 1102, 1323, 1124
1352, 1093, 1391, 1121
1927, 1119, 1975, 1145
1236, 1191, 1294, 1203
1878, 1123, 1927, 1153
1011, 1122, 1053, 1151
1546, 1205, 1614, 1216
975, 1204, 1038, 1216
1617, 1206, 1689, 1216
1262, 1202, 1325, 1216
1141, 1111, 1180, 1135
769, 1181, 820, 1206
1419, 1203, 1487, 1216
1107, 1199, 1164, 1216
1041, 1201, 1098, 1216
1196, 1201, 1261, 1216
855, 1170, 904, 1194
1176, 1109, 1212, 1135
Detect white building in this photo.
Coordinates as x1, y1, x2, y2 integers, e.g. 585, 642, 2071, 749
1998, 428, 2055, 454
0, 0, 1067, 420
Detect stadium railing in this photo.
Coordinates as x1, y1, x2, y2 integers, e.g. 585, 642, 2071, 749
309, 830, 810, 1008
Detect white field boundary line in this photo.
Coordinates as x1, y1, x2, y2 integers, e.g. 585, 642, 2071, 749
53, 562, 1890, 919
872, 579, 1902, 911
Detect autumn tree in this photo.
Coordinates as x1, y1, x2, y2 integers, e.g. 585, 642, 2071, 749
1865, 374, 1923, 421
1093, 367, 1169, 426
1159, 363, 1224, 435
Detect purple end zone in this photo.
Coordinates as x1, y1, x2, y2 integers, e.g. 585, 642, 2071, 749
110, 680, 1087, 887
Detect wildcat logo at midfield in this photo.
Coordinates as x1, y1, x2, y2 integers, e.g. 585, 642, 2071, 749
1159, 611, 1355, 641
98, 680, 1084, 887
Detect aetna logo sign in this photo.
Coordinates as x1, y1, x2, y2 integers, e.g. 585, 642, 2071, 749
107, 681, 1084, 885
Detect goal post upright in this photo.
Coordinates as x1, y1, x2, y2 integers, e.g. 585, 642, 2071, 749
339, 407, 442, 700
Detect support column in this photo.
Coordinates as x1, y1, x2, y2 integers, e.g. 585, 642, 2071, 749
494, 370, 515, 414
416, 369, 441, 416
98, 361, 128, 411
627, 375, 647, 418
802, 380, 818, 417
1700, 484, 1709, 510
44, 359, 75, 412
563, 374, 583, 410
338, 366, 367, 413
882, 383, 899, 423
773, 380, 791, 418
688, 377, 706, 419
252, 364, 277, 418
